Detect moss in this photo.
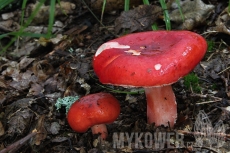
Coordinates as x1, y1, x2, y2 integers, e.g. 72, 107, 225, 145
184, 73, 201, 93
207, 40, 215, 52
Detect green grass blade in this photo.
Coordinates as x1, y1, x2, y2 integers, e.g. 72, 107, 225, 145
20, 0, 27, 25
175, 0, 184, 22
142, 0, 149, 5
151, 23, 158, 30
124, 0, 129, 11
159, 0, 171, 30
229, 0, 230, 13
47, 0, 56, 38
101, 0, 106, 22
0, 0, 15, 10
0, 0, 46, 54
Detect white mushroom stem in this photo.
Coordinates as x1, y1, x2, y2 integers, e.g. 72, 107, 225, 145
91, 124, 108, 140
144, 85, 177, 127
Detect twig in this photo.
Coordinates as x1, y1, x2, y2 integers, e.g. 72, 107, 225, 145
195, 97, 222, 105
218, 66, 230, 75
0, 129, 38, 153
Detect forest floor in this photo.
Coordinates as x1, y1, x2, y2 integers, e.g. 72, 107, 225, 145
1, 0, 230, 152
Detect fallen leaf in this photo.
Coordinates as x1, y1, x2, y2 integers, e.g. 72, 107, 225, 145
32, 60, 54, 81
19, 56, 35, 70
168, 0, 214, 30
91, 0, 142, 13
210, 7, 230, 35
28, 83, 44, 96
115, 5, 162, 33
25, 1, 76, 25
31, 115, 47, 145
0, 121, 5, 136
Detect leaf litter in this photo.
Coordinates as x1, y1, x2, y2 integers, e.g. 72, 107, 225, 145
1, 0, 230, 153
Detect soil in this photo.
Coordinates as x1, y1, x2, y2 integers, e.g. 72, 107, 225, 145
0, 0, 230, 153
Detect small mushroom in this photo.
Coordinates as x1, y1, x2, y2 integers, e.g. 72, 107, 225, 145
93, 31, 207, 127
67, 93, 120, 140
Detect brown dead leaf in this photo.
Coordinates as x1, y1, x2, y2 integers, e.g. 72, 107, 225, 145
12, 42, 39, 57
7, 109, 33, 135
0, 121, 5, 136
91, 0, 142, 13
1, 61, 20, 78
9, 70, 34, 90
168, 0, 214, 30
44, 75, 58, 93
0, 91, 6, 104
0, 20, 15, 32
32, 60, 54, 81
115, 5, 162, 33
5, 98, 34, 136
28, 83, 44, 96
31, 115, 47, 145
19, 56, 35, 70
210, 7, 230, 35
25, 1, 76, 25
0, 77, 7, 88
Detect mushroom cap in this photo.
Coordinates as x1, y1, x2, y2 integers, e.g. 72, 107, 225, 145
67, 93, 120, 133
93, 31, 207, 87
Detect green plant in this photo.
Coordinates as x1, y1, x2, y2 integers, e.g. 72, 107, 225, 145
159, 0, 171, 30
124, 0, 129, 11
184, 73, 201, 93
228, 0, 230, 13
0, 0, 58, 54
101, 0, 106, 22
207, 40, 215, 52
175, 0, 184, 22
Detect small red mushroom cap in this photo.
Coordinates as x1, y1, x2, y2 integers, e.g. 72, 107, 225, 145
93, 31, 207, 87
67, 93, 120, 133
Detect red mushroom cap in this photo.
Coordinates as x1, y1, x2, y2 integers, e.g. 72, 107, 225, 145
67, 93, 120, 133
93, 31, 207, 87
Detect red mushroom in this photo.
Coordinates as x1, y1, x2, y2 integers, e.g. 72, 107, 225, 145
93, 31, 207, 127
67, 93, 120, 140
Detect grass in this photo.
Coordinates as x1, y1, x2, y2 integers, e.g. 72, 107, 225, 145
0, 0, 57, 55
207, 40, 215, 52
159, 0, 171, 30
124, 0, 173, 30
229, 0, 230, 13
184, 73, 201, 93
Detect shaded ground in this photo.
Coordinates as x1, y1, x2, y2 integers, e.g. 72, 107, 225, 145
1, 0, 230, 152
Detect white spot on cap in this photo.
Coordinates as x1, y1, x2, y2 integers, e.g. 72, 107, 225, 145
182, 46, 191, 56
154, 64, 162, 70
124, 49, 141, 55
95, 42, 130, 57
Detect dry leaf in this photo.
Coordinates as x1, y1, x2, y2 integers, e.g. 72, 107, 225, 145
31, 115, 47, 145
168, 0, 214, 30
0, 121, 5, 136
32, 60, 54, 81
5, 98, 34, 136
115, 5, 162, 33
25, 1, 76, 24
210, 7, 230, 35
91, 0, 142, 13
19, 56, 35, 70
28, 83, 44, 96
